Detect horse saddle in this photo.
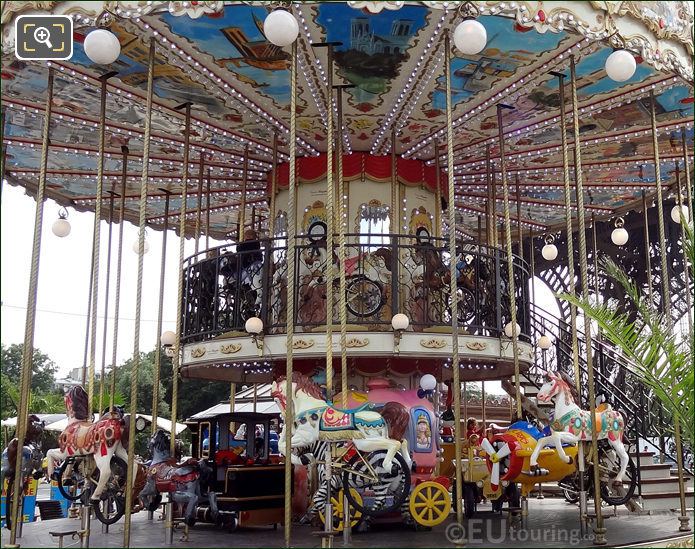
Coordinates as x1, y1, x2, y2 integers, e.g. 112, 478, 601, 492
149, 458, 198, 492
320, 407, 356, 431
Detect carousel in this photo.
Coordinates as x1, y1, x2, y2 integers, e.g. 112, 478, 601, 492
0, 1, 693, 547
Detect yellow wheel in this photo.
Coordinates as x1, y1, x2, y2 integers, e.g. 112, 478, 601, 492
408, 481, 451, 528
318, 488, 363, 532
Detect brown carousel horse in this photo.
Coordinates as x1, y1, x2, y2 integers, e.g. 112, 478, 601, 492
1, 415, 44, 529
45, 386, 129, 503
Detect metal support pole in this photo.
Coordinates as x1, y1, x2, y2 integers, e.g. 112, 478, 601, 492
444, 32, 464, 530
81, 229, 96, 387
391, 128, 399, 235
110, 146, 129, 411
123, 38, 155, 548
98, 192, 116, 414
238, 147, 249, 240
152, 191, 171, 433
88, 71, 117, 415
435, 142, 442, 237
171, 100, 192, 457
81, 503, 91, 548
682, 130, 693, 225
551, 70, 582, 397
649, 92, 690, 533
194, 153, 205, 254
284, 38, 299, 549
486, 144, 493, 246
268, 132, 279, 239
642, 191, 653, 307
8, 67, 53, 547
496, 103, 522, 421
570, 55, 605, 545
205, 169, 211, 250
515, 175, 523, 263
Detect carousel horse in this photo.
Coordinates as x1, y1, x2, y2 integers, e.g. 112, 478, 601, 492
138, 429, 218, 526
271, 373, 411, 471
1, 415, 45, 529
529, 371, 629, 482
45, 386, 129, 503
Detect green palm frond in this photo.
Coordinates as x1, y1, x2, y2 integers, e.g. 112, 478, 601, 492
560, 227, 694, 450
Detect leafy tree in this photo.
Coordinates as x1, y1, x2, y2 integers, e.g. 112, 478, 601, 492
114, 352, 170, 418
1, 343, 58, 393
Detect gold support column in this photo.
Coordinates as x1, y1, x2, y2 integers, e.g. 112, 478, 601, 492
8, 67, 53, 548
268, 132, 279, 239
682, 130, 693, 224
98, 192, 116, 414
110, 146, 129, 411
205, 169, 211, 250
570, 55, 605, 545
552, 70, 582, 395
486, 144, 493, 246
642, 191, 653, 307
435, 142, 442, 238
496, 103, 522, 421
152, 191, 171, 433
88, 71, 117, 414
335, 85, 349, 400
194, 153, 205, 254
123, 39, 155, 547
238, 147, 249, 241
171, 100, 192, 455
515, 175, 524, 263
444, 32, 464, 528
284, 38, 299, 549
649, 92, 690, 533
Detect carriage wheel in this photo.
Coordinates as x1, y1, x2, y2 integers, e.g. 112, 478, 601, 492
408, 481, 451, 527
318, 488, 363, 532
342, 450, 410, 516
598, 450, 637, 506
345, 275, 384, 317
90, 456, 128, 525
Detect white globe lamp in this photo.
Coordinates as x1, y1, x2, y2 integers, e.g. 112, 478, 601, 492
132, 237, 150, 254
419, 374, 437, 392
263, 10, 299, 47
84, 28, 121, 65
611, 217, 628, 246
671, 203, 689, 224
453, 19, 487, 56
538, 334, 552, 351
391, 313, 410, 331
245, 316, 264, 335
605, 49, 636, 82
52, 210, 71, 238
161, 330, 176, 347
541, 235, 558, 261
504, 321, 521, 339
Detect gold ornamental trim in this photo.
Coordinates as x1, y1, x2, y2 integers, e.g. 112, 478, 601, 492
292, 338, 315, 350
466, 341, 487, 351
190, 347, 206, 358
346, 337, 369, 348
220, 343, 242, 355
419, 338, 447, 349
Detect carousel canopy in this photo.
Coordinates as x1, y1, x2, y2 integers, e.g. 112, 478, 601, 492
42, 413, 188, 435
1, 1, 693, 238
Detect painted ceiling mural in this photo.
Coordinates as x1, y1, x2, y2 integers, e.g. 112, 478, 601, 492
0, 1, 693, 238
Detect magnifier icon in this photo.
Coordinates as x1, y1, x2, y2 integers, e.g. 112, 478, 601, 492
33, 26, 53, 49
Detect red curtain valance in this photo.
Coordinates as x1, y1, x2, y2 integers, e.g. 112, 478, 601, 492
268, 153, 445, 194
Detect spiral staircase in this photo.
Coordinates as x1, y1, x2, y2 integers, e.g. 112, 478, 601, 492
505, 304, 694, 513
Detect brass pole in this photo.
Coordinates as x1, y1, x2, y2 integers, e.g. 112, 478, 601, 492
284, 38, 298, 548
152, 191, 171, 434
642, 191, 653, 307
675, 170, 693, 340
268, 132, 279, 239
194, 152, 205, 254
88, 72, 116, 414
81, 231, 96, 386
336, 85, 348, 400
516, 175, 524, 263
110, 146, 129, 412
123, 39, 155, 547
486, 144, 492, 246
552, 70, 582, 396
392, 127, 399, 235
8, 66, 53, 547
491, 162, 498, 248
481, 381, 486, 429
238, 147, 249, 241
682, 130, 693, 225
98, 192, 116, 414
444, 32, 464, 527
170, 101, 192, 458
496, 103, 522, 421
649, 91, 689, 533
435, 142, 442, 237
570, 55, 605, 545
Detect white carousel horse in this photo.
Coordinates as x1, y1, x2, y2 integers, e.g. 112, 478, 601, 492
45, 386, 129, 502
529, 372, 629, 482
271, 373, 411, 471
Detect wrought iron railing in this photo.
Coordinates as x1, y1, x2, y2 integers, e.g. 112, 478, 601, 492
181, 234, 530, 345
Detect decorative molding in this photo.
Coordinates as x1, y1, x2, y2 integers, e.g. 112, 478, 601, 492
346, 337, 369, 348
466, 341, 487, 351
220, 343, 242, 355
419, 337, 447, 349
347, 1, 405, 14
190, 347, 206, 358
292, 338, 315, 350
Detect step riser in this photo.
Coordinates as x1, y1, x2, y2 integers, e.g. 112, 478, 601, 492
640, 495, 694, 512
640, 467, 674, 480
639, 479, 693, 494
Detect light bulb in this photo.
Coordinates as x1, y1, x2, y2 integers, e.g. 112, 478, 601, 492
671, 204, 689, 224
52, 218, 71, 237
263, 10, 299, 47
605, 49, 636, 82
84, 29, 121, 65
453, 19, 487, 55
611, 227, 629, 246
541, 243, 558, 261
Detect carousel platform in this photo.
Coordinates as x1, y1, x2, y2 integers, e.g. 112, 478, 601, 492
3, 498, 692, 548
